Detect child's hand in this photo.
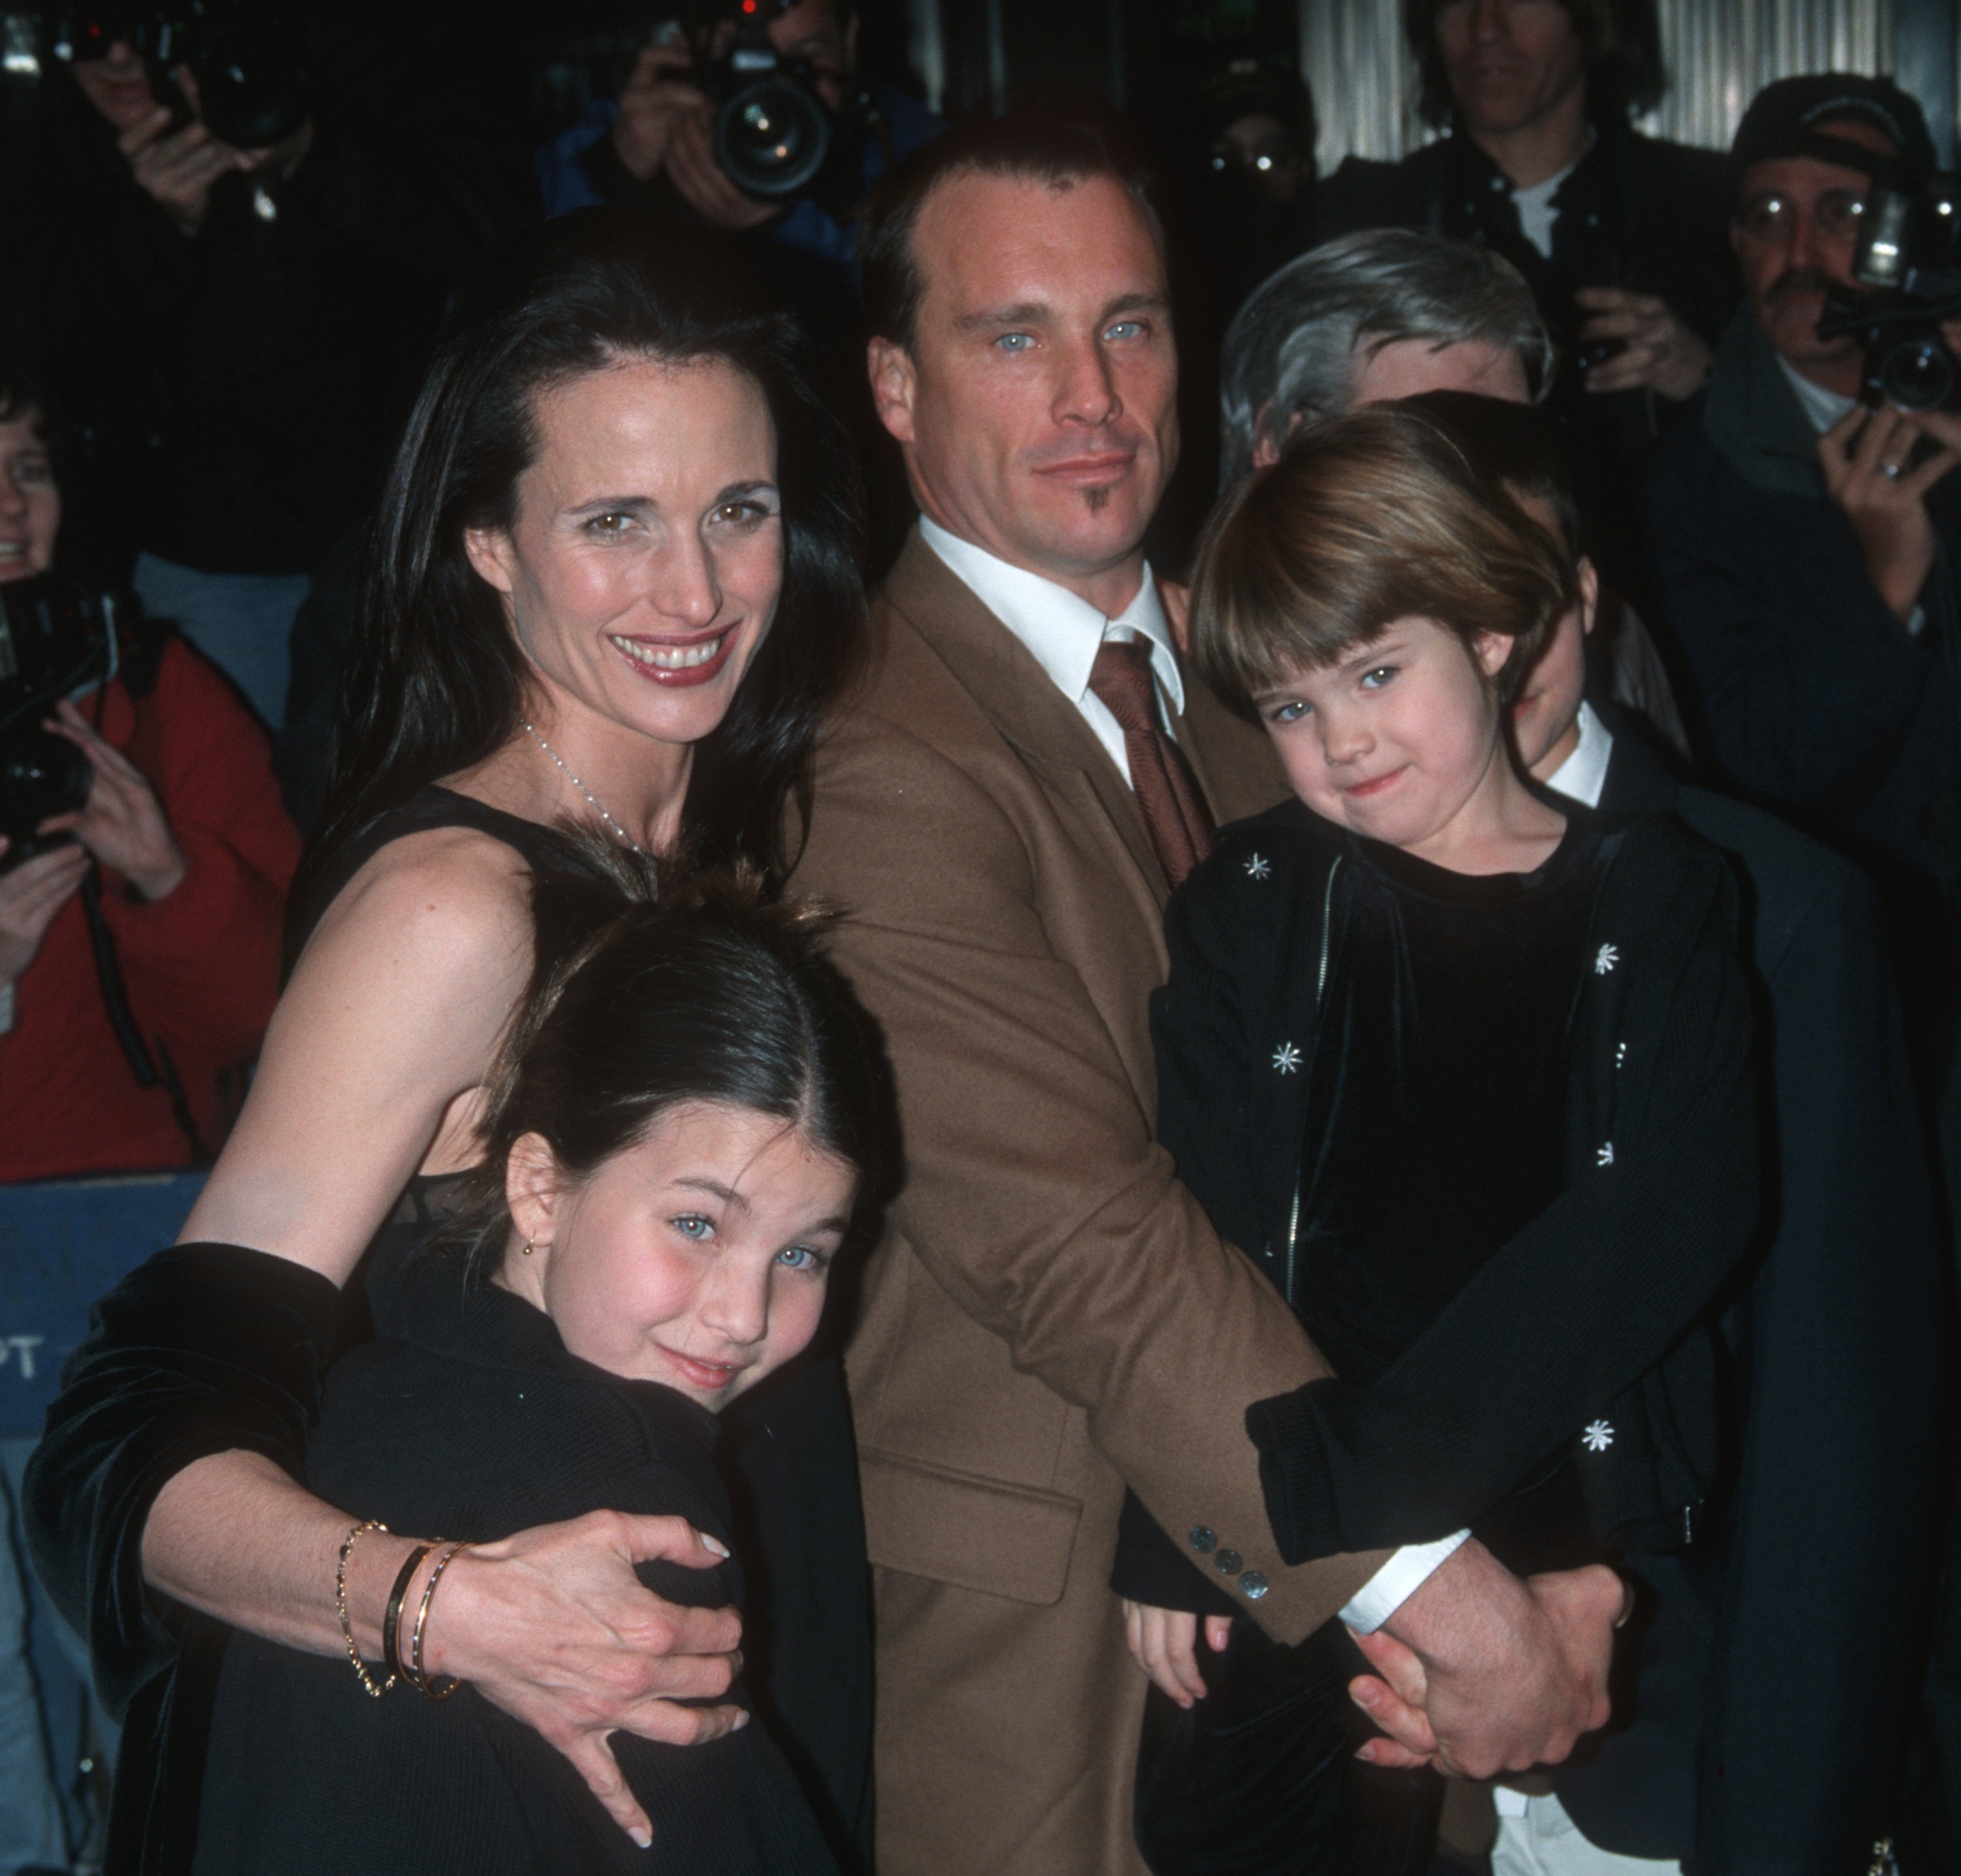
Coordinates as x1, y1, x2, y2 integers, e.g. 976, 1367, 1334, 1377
1120, 1598, 1234, 1707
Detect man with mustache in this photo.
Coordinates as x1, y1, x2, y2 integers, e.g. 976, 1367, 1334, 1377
790, 111, 1627, 1876
1641, 76, 1961, 1072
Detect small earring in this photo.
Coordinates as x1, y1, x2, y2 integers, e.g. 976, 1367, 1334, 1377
521, 1240, 535, 1256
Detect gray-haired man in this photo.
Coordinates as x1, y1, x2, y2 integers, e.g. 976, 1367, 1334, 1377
1218, 227, 1685, 754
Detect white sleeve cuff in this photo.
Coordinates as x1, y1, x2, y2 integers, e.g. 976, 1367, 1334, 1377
1339, 1530, 1471, 1634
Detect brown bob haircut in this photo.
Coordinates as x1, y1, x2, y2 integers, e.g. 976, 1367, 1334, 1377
1190, 401, 1577, 714
1404, 0, 1665, 127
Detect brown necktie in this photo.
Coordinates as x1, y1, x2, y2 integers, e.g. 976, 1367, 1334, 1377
1089, 637, 1215, 889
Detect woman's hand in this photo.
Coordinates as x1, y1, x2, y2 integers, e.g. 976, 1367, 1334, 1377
419, 1510, 748, 1847
41, 698, 186, 901
0, 837, 90, 982
1120, 1598, 1233, 1707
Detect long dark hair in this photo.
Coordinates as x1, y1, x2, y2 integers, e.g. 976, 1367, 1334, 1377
441, 852, 888, 1269
294, 209, 867, 929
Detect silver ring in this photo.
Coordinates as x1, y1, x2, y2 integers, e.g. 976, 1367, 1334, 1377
1883, 460, 1904, 479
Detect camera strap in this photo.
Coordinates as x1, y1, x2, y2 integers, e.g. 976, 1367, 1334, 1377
78, 864, 212, 1165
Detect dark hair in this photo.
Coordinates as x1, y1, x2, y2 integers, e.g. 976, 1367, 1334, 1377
294, 210, 867, 929
1398, 390, 1583, 560
1404, 0, 1664, 127
0, 354, 52, 435
859, 108, 1164, 350
1190, 401, 1574, 712
443, 850, 886, 1267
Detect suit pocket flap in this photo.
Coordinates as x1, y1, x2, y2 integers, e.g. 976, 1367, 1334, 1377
859, 1448, 1082, 1607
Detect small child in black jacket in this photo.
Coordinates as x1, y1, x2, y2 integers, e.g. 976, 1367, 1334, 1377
1112, 403, 1758, 1872
192, 866, 884, 1876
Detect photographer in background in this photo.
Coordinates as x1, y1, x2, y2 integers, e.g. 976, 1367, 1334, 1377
535, 0, 940, 271
1315, 0, 1738, 607
0, 2, 530, 729
0, 359, 298, 1185
1641, 76, 1961, 1022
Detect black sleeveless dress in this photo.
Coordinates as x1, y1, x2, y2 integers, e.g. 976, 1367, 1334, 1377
24, 786, 873, 1875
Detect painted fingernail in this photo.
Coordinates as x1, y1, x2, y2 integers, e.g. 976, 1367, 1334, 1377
701, 1533, 730, 1558
629, 1826, 652, 1849
731, 1709, 750, 1730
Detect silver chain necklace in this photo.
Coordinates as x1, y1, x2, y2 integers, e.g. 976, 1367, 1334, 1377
520, 722, 647, 855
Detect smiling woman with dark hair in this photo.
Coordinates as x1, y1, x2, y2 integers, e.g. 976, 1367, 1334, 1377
25, 209, 874, 1875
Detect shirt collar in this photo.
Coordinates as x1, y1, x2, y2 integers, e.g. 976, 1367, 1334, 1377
1774, 353, 1859, 436
1543, 697, 1615, 809
920, 516, 1186, 722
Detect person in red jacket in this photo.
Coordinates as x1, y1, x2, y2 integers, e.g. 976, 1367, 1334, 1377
0, 361, 299, 1181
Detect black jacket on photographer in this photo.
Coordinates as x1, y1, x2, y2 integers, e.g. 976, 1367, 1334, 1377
1316, 118, 1739, 607
0, 5, 531, 579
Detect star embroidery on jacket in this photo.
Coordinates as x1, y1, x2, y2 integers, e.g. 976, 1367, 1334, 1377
1582, 1420, 1615, 1453
1272, 1042, 1302, 1075
1596, 1141, 1615, 1167
1244, 853, 1271, 880
1594, 943, 1620, 975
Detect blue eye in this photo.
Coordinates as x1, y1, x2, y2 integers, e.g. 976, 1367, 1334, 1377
1105, 320, 1145, 341
1360, 665, 1398, 688
995, 333, 1034, 353
777, 1244, 829, 1273
1267, 699, 1310, 725
672, 1214, 714, 1241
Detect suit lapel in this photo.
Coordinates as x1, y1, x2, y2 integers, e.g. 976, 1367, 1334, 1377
882, 530, 1170, 909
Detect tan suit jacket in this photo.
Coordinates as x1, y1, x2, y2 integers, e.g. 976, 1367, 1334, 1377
793, 533, 1387, 1874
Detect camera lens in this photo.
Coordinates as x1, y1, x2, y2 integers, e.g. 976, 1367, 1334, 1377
1881, 336, 1956, 412
0, 727, 90, 854
714, 75, 829, 199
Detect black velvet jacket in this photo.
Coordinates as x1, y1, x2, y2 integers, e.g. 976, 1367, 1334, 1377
191, 1254, 837, 1875
1113, 801, 1758, 1611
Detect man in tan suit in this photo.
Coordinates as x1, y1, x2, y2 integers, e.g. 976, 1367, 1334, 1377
791, 112, 1625, 1875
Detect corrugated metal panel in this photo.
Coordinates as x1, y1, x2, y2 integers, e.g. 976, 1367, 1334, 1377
1301, 0, 1896, 168
1639, 0, 1893, 150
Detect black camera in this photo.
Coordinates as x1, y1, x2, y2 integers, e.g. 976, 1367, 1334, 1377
8, 3, 308, 149
0, 574, 116, 870
1818, 173, 1961, 410
660, 1, 850, 202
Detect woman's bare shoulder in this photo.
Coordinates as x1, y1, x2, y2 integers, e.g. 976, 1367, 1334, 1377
299, 822, 537, 989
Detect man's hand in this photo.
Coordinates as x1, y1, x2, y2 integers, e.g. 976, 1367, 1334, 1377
0, 839, 89, 983
1818, 403, 1961, 624
610, 44, 701, 184
1121, 1599, 1235, 1707
40, 699, 186, 901
1575, 288, 1712, 401
1345, 1538, 1625, 1779
663, 101, 781, 231
121, 99, 248, 236
117, 68, 309, 236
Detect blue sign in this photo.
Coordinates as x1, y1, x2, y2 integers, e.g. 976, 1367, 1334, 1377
0, 1171, 206, 1436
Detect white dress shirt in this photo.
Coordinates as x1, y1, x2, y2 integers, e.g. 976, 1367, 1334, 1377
1544, 699, 1613, 809
918, 516, 1184, 779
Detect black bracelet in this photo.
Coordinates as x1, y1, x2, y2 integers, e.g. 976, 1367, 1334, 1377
382, 1541, 440, 1681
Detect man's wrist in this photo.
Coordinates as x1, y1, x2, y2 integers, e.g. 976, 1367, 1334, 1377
1341, 1530, 1471, 1634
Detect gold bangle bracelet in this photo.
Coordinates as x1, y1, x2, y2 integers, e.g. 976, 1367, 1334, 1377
407, 1539, 470, 1701
335, 1519, 394, 1699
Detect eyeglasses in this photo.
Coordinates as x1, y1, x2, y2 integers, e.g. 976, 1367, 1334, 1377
1733, 188, 1867, 244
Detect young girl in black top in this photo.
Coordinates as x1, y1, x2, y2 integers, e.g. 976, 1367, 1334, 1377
191, 862, 883, 1876
1114, 403, 1757, 1871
